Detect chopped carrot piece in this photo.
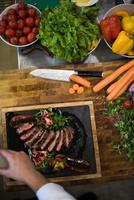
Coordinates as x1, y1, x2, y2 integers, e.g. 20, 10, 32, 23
68, 87, 75, 94
72, 84, 79, 91
77, 86, 84, 94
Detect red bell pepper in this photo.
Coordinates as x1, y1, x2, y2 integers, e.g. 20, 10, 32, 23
100, 15, 121, 41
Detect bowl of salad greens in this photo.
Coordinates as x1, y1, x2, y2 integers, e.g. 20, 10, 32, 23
38, 0, 100, 63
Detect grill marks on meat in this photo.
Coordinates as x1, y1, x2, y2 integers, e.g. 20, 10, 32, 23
41, 130, 55, 150
32, 130, 47, 149
20, 126, 37, 141
56, 129, 64, 152
14, 118, 76, 152
16, 122, 34, 134
47, 130, 60, 152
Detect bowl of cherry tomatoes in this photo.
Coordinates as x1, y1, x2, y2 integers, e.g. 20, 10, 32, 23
0, 2, 41, 47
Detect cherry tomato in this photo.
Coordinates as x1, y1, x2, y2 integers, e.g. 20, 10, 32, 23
18, 9, 27, 18
28, 8, 36, 17
35, 17, 40, 27
9, 21, 18, 29
16, 29, 23, 38
5, 28, 16, 38
8, 14, 17, 22
26, 17, 34, 27
17, 19, 25, 29
0, 26, 5, 35
0, 20, 7, 27
2, 14, 8, 21
27, 32, 36, 43
32, 27, 38, 34
7, 8, 17, 15
10, 36, 18, 45
122, 99, 133, 109
19, 36, 28, 45
23, 26, 31, 35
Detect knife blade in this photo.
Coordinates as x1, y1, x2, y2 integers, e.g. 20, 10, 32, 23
30, 69, 102, 82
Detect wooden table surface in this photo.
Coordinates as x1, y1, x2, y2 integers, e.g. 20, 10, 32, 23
0, 60, 134, 188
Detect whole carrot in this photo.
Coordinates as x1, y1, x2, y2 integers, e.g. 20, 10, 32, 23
70, 74, 91, 88
93, 59, 134, 92
107, 67, 134, 101
107, 67, 134, 94
109, 78, 134, 100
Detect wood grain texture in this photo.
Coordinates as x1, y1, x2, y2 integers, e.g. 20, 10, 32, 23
0, 60, 134, 190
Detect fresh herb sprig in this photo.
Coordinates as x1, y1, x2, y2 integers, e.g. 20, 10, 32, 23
106, 92, 134, 160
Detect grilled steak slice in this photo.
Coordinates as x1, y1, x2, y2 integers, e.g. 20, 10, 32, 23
67, 126, 75, 142
63, 127, 70, 148
11, 114, 35, 126
32, 130, 47, 149
56, 129, 64, 152
41, 130, 55, 150
25, 128, 42, 147
20, 126, 37, 141
16, 122, 34, 134
47, 130, 60, 152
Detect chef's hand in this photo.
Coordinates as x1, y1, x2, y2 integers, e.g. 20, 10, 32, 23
0, 150, 48, 191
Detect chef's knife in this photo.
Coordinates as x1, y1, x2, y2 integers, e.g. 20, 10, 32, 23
30, 68, 104, 88
30, 69, 102, 81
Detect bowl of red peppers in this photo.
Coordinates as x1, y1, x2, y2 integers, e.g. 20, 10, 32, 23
100, 4, 134, 58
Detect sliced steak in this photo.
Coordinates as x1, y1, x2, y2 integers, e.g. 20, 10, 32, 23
16, 122, 34, 134
25, 128, 42, 147
67, 126, 75, 142
63, 127, 70, 148
47, 130, 60, 152
41, 130, 55, 150
20, 126, 37, 141
56, 129, 64, 152
11, 114, 35, 126
32, 130, 47, 149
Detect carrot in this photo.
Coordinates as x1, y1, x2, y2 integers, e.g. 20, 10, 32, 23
93, 59, 134, 93
106, 67, 134, 94
72, 84, 79, 91
70, 74, 91, 88
77, 86, 84, 94
107, 67, 134, 101
109, 78, 134, 100
68, 87, 75, 94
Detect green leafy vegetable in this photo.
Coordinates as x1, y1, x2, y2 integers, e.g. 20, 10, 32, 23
106, 92, 134, 160
38, 0, 100, 62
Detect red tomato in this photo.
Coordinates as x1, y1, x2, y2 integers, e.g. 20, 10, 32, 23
23, 26, 31, 35
27, 32, 36, 43
0, 26, 5, 35
32, 27, 38, 34
17, 19, 25, 29
5, 28, 16, 38
17, 2, 26, 10
10, 36, 18, 45
35, 17, 40, 27
16, 29, 23, 37
8, 14, 17, 22
26, 17, 34, 27
28, 8, 36, 17
9, 21, 18, 29
0, 20, 7, 27
18, 9, 27, 18
123, 100, 133, 109
2, 14, 8, 21
7, 8, 17, 15
19, 36, 28, 45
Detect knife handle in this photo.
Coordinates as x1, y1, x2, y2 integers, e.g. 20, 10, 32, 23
77, 71, 102, 77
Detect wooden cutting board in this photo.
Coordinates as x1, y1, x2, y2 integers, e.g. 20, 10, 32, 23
0, 60, 134, 190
